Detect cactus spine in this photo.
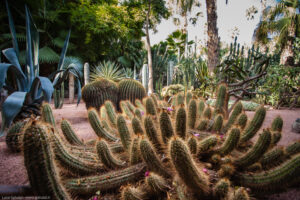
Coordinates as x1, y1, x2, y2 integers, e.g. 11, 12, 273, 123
169, 137, 210, 196
187, 99, 197, 129
198, 135, 218, 154
175, 107, 187, 139
120, 101, 134, 119
60, 119, 84, 145
88, 109, 118, 142
96, 140, 125, 169
117, 115, 132, 151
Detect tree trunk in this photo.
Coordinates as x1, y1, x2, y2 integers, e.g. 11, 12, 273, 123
280, 21, 295, 65
183, 13, 188, 57
84, 62, 90, 85
69, 73, 74, 104
206, 0, 220, 71
146, 0, 153, 94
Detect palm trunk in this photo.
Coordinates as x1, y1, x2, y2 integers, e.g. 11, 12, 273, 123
280, 21, 295, 65
69, 73, 74, 103
146, 0, 153, 94
183, 13, 188, 58
206, 0, 220, 71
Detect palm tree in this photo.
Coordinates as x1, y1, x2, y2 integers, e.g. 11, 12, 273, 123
254, 0, 300, 65
169, 0, 201, 57
206, 0, 220, 71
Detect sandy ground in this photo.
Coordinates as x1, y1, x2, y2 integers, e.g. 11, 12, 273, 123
0, 102, 299, 199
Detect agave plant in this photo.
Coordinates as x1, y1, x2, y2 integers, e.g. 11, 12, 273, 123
0, 1, 70, 135
90, 61, 125, 82
52, 56, 83, 108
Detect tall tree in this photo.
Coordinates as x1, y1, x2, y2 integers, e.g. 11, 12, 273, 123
254, 0, 300, 65
136, 0, 169, 94
206, 0, 220, 71
169, 0, 201, 57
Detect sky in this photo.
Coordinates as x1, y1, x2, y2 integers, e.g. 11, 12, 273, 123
149, 0, 277, 47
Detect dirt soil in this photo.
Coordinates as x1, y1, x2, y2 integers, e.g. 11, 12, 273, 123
0, 102, 299, 199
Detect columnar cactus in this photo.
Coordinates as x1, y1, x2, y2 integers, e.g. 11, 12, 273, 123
17, 83, 300, 200
41, 103, 56, 127
5, 121, 26, 152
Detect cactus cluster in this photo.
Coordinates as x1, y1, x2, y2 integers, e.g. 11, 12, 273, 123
82, 78, 146, 111
16, 83, 300, 199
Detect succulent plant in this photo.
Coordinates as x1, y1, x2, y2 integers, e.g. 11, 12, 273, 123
18, 83, 300, 200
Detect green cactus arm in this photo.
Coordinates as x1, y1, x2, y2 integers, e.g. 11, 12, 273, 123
65, 163, 146, 195
130, 137, 142, 165
213, 178, 230, 199
175, 107, 187, 139
185, 91, 193, 106
120, 101, 134, 119
198, 100, 206, 117
235, 154, 300, 191
135, 99, 146, 112
285, 141, 300, 157
223, 102, 243, 133
260, 147, 285, 169
239, 106, 266, 143
235, 113, 248, 130
217, 128, 240, 156
198, 135, 218, 155
203, 106, 212, 119
117, 115, 132, 150
169, 137, 210, 196
159, 111, 174, 144
234, 129, 271, 168
212, 114, 224, 133
187, 136, 198, 154
139, 138, 171, 178
96, 140, 125, 169
145, 172, 170, 195
271, 116, 283, 132
132, 117, 144, 135
145, 97, 157, 116
187, 99, 197, 129
23, 122, 70, 199
5, 121, 26, 152
41, 103, 56, 128
88, 109, 118, 142
214, 84, 228, 116
121, 185, 145, 200
144, 116, 162, 152
134, 108, 143, 120
61, 119, 84, 145
104, 101, 117, 126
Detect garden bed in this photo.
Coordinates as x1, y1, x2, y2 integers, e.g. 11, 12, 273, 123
0, 102, 300, 199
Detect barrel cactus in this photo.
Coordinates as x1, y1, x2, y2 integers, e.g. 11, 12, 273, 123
81, 78, 119, 110
118, 79, 146, 104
